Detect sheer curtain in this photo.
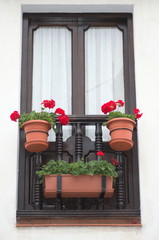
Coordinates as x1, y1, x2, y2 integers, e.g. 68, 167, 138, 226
85, 27, 124, 141
32, 27, 72, 141
32, 26, 124, 142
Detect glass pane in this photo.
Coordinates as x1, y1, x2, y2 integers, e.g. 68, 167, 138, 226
85, 27, 124, 115
85, 27, 124, 141
32, 27, 72, 141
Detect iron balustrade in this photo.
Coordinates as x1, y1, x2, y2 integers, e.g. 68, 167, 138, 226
32, 116, 125, 211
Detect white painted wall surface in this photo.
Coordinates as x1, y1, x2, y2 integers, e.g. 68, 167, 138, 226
0, 0, 159, 239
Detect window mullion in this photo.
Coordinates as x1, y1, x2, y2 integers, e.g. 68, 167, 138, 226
72, 24, 88, 115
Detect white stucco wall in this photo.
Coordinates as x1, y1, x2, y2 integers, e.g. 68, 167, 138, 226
0, 0, 159, 239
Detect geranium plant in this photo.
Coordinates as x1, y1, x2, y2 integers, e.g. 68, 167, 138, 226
101, 100, 143, 151
38, 152, 117, 199
10, 99, 70, 132
10, 99, 70, 152
101, 100, 143, 122
36, 151, 118, 180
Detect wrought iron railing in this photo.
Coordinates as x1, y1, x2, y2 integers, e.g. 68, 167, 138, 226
31, 116, 125, 211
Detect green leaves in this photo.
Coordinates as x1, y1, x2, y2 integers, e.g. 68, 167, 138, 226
36, 159, 118, 179
18, 111, 57, 129
107, 111, 135, 121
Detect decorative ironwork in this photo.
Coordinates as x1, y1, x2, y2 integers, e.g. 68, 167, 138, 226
95, 123, 103, 160
31, 120, 127, 211
116, 152, 125, 209
34, 153, 43, 210
75, 123, 83, 161
56, 123, 63, 160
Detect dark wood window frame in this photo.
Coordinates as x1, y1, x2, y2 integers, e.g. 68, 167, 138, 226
17, 13, 141, 226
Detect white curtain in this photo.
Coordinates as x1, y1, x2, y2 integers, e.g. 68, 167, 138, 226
85, 27, 124, 141
32, 26, 124, 142
32, 27, 72, 141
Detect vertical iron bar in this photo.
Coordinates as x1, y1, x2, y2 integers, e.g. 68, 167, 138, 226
55, 124, 63, 209
34, 153, 42, 210
56, 123, 63, 161
98, 176, 106, 210
75, 123, 83, 209
56, 176, 62, 210
116, 151, 125, 209
77, 198, 82, 210
95, 123, 103, 160
75, 123, 83, 161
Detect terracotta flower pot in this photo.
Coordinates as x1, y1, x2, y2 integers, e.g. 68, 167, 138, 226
44, 174, 114, 198
106, 117, 136, 151
22, 120, 51, 152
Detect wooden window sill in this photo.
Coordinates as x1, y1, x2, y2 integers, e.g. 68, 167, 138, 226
16, 223, 142, 227
16, 217, 141, 227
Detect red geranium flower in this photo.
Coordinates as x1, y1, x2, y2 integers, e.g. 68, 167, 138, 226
111, 158, 119, 166
55, 108, 65, 115
96, 151, 105, 156
101, 99, 143, 125
41, 99, 55, 109
135, 113, 143, 119
101, 101, 116, 114
134, 108, 143, 119
58, 114, 70, 125
10, 111, 20, 122
116, 100, 124, 107
134, 108, 140, 114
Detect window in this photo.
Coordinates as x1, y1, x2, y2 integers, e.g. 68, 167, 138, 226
17, 13, 140, 226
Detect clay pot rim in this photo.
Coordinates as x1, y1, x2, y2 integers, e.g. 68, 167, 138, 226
22, 120, 51, 129
107, 117, 136, 127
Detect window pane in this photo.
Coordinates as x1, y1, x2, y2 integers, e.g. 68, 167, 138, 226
85, 27, 124, 141
85, 27, 124, 115
32, 27, 72, 141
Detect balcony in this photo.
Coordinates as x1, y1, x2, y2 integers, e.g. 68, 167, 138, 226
17, 116, 140, 226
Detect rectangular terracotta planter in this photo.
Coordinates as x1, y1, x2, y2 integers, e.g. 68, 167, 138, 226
44, 174, 114, 198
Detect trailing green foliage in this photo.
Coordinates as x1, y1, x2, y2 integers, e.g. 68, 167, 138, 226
19, 110, 57, 130
36, 159, 118, 179
107, 111, 135, 121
